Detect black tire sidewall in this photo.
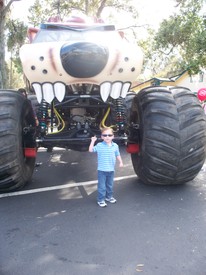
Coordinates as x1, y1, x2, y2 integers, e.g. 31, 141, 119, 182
131, 86, 206, 185
0, 91, 36, 191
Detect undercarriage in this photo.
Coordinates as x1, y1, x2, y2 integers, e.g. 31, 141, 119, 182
34, 85, 130, 151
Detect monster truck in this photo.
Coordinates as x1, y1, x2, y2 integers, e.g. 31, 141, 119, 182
0, 16, 206, 192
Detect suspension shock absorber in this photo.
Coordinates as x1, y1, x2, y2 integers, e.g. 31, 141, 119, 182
37, 100, 49, 135
114, 98, 126, 130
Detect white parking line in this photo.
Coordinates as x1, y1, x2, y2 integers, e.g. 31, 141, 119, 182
0, 175, 137, 198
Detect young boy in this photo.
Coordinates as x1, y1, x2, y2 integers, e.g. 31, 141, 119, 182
89, 127, 123, 207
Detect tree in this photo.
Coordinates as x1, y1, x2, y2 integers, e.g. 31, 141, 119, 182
28, 0, 137, 26
6, 19, 27, 73
153, 0, 206, 75
0, 0, 21, 88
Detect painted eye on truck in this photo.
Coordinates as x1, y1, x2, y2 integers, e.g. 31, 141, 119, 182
60, 42, 109, 78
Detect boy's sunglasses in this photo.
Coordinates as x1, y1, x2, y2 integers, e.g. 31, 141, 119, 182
102, 134, 113, 137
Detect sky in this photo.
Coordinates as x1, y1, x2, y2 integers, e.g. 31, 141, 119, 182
11, 0, 177, 29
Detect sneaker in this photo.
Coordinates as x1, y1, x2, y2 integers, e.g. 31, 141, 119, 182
97, 201, 107, 207
105, 197, 117, 203
35, 162, 42, 167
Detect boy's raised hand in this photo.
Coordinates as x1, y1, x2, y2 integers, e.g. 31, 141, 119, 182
91, 136, 97, 142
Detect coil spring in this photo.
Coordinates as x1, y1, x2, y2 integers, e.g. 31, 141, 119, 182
37, 100, 49, 130
114, 98, 125, 125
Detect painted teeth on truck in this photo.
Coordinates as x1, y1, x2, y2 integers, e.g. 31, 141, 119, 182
100, 81, 132, 102
110, 82, 122, 99
32, 82, 66, 103
42, 83, 54, 103
54, 82, 66, 102
121, 82, 131, 98
100, 82, 111, 102
32, 83, 42, 103
33, 81, 130, 103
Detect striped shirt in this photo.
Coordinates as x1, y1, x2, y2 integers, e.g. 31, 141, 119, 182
93, 141, 120, 171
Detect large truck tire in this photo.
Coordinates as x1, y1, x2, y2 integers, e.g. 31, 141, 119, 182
130, 86, 206, 185
0, 90, 36, 192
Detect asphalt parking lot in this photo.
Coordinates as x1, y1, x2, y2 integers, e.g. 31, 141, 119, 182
0, 147, 206, 275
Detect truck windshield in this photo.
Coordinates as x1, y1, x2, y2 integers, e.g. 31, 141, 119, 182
33, 29, 84, 43
32, 29, 122, 46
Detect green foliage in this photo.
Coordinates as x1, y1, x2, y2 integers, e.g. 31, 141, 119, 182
6, 19, 27, 76
28, 0, 135, 26
6, 19, 27, 53
6, 58, 24, 89
153, 0, 206, 74
28, 0, 60, 26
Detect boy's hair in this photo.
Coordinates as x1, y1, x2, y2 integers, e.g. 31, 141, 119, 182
101, 127, 114, 134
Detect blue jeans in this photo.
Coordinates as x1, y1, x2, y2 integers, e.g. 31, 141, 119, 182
97, 170, 114, 202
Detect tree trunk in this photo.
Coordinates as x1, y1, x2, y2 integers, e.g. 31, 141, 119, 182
96, 0, 107, 18
0, 0, 17, 89
0, 10, 6, 89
